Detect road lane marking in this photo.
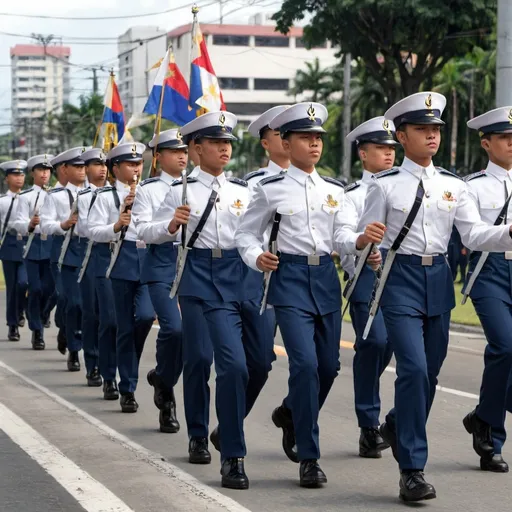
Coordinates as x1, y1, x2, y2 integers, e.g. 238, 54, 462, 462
0, 360, 252, 512
0, 401, 134, 512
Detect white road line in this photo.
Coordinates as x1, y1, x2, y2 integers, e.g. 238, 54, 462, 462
0, 402, 134, 512
0, 360, 251, 512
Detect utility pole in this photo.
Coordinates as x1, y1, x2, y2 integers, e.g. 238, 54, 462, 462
92, 68, 98, 94
341, 52, 352, 180
497, 0, 512, 106
219, 0, 225, 24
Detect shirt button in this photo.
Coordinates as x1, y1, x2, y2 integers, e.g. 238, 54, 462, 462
311, 206, 315, 211
312, 227, 315, 230
428, 240, 432, 245
218, 206, 223, 210
425, 222, 429, 226
426, 204, 430, 208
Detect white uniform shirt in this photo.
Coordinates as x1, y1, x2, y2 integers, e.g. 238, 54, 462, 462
357, 156, 512, 254
188, 166, 200, 179
246, 160, 284, 197
13, 185, 48, 236
235, 164, 355, 271
0, 190, 22, 235
132, 171, 177, 243
75, 184, 98, 239
466, 161, 512, 226
40, 182, 84, 236
151, 169, 250, 248
88, 180, 138, 243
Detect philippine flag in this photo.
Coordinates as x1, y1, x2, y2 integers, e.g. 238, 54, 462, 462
101, 73, 125, 146
189, 17, 226, 116
143, 48, 194, 126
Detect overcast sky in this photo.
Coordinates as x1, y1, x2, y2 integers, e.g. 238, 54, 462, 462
0, 0, 283, 134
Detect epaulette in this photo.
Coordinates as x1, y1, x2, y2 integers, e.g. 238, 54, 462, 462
140, 177, 160, 187
436, 167, 463, 180
344, 181, 361, 193
260, 174, 285, 186
78, 187, 92, 196
19, 188, 33, 195
374, 167, 400, 179
464, 170, 487, 182
228, 177, 248, 187
48, 187, 65, 194
171, 177, 198, 187
243, 170, 265, 181
98, 186, 114, 193
321, 176, 344, 188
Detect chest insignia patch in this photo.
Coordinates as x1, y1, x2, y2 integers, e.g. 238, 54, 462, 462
325, 194, 338, 208
232, 199, 244, 209
442, 190, 456, 202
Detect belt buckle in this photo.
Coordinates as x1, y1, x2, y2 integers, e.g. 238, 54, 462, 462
421, 255, 433, 266
307, 255, 320, 266
211, 248, 223, 258
40, 233, 47, 241
505, 251, 512, 261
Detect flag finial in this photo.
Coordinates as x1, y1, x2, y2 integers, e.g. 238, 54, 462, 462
192, 4, 199, 15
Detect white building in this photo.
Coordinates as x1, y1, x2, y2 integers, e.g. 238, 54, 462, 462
167, 15, 338, 123
10, 44, 71, 131
117, 26, 167, 116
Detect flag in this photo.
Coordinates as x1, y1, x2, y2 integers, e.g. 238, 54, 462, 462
99, 73, 125, 150
119, 113, 155, 144
143, 48, 194, 126
189, 13, 226, 116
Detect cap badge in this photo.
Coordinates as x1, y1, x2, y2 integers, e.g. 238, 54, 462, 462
177, 130, 183, 143
325, 194, 339, 208
508, 109, 512, 124
425, 94, 433, 110
99, 152, 106, 160
43, 154, 48, 165
81, 147, 86, 153
442, 190, 456, 202
131, 144, 137, 157
307, 104, 316, 122
382, 119, 392, 136
219, 113, 227, 132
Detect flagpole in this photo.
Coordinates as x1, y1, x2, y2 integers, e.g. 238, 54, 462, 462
93, 69, 113, 147
149, 49, 170, 177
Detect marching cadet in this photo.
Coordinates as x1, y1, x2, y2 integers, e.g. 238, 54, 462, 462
13, 154, 53, 350
0, 160, 28, 341
75, 148, 109, 388
244, 105, 290, 190
48, 153, 71, 354
355, 92, 512, 501
235, 103, 368, 488
343, 117, 396, 458
88, 142, 155, 413
461, 106, 512, 473
132, 129, 187, 434
151, 111, 275, 490
41, 147, 88, 372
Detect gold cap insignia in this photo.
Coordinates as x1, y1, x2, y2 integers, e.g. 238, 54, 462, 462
99, 151, 106, 160
219, 113, 226, 127
81, 147, 86, 153
382, 119, 392, 135
43, 154, 48, 165
177, 130, 183, 142
425, 94, 433, 110
307, 104, 316, 122
131, 144, 137, 157
508, 109, 512, 124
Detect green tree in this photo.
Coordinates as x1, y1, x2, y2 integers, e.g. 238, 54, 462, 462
289, 57, 333, 102
274, 0, 495, 105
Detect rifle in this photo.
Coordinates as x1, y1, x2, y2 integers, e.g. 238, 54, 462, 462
57, 194, 79, 270
22, 189, 45, 259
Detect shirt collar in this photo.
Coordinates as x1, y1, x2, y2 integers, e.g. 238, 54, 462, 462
266, 160, 284, 174
115, 179, 132, 192
32, 184, 42, 192
160, 171, 179, 185
401, 156, 436, 179
89, 184, 97, 192
361, 170, 374, 184
7, 190, 17, 197
485, 160, 512, 182
65, 182, 84, 194
197, 169, 226, 188
56, 182, 64, 189
286, 164, 323, 186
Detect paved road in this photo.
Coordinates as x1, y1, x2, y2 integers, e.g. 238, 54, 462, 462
0, 303, 510, 512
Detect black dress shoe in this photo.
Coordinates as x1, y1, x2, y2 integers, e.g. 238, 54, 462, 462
103, 380, 119, 401
67, 351, 80, 372
463, 409, 494, 458
147, 369, 170, 410
159, 402, 180, 433
399, 470, 436, 502
299, 459, 327, 488
120, 392, 138, 413
188, 437, 211, 464
379, 422, 398, 463
210, 426, 220, 452
480, 454, 509, 473
272, 404, 299, 463
31, 330, 45, 350
86, 368, 102, 387
359, 427, 389, 458
57, 329, 67, 355
221, 458, 249, 490
18, 315, 25, 328
8, 325, 20, 342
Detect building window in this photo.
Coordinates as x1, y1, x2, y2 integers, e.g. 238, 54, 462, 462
177, 36, 181, 49
18, 77, 28, 82
255, 36, 289, 48
254, 78, 290, 90
295, 38, 327, 49
219, 77, 249, 89
213, 35, 250, 46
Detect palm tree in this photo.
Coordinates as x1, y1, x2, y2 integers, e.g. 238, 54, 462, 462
289, 58, 332, 102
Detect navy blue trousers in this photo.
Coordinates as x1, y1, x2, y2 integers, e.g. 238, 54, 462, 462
148, 281, 183, 391
60, 265, 82, 352
2, 260, 27, 327
79, 263, 99, 374
48, 261, 65, 329
473, 297, 512, 454
277, 306, 341, 461
350, 303, 392, 428
202, 298, 275, 458
110, 279, 155, 394
383, 306, 450, 470
95, 276, 117, 381
25, 259, 53, 332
